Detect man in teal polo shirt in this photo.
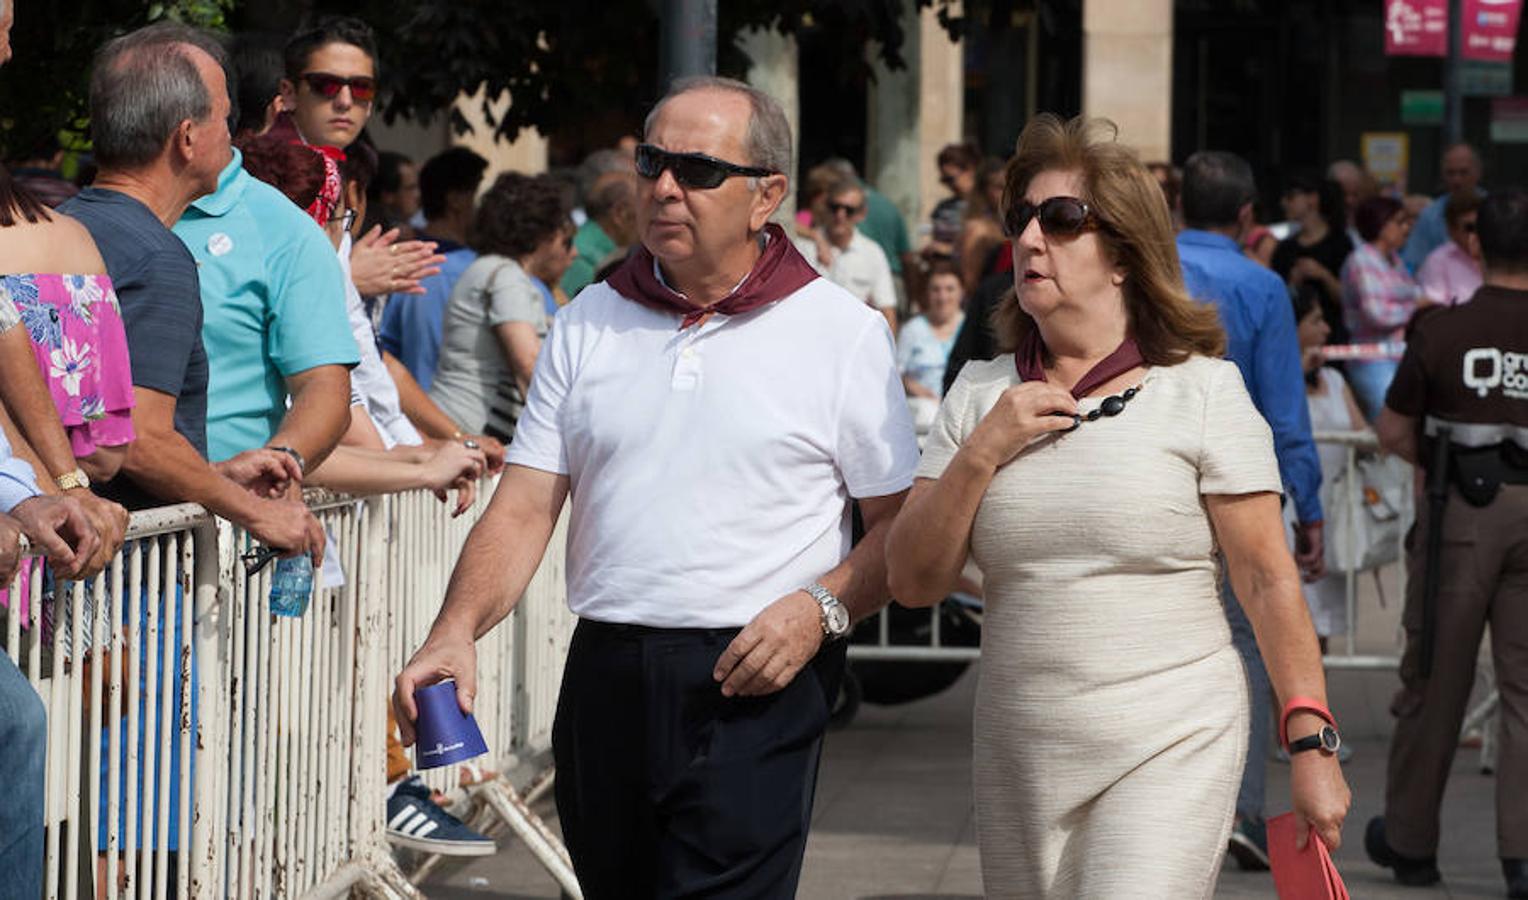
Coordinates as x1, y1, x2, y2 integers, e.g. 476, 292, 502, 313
561, 170, 637, 297
174, 148, 358, 468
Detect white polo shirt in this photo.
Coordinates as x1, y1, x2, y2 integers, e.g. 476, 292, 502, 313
505, 275, 919, 628
793, 231, 899, 311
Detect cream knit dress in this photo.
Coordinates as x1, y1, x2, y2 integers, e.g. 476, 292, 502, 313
917, 354, 1283, 899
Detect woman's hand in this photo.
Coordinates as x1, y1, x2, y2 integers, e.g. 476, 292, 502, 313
349, 226, 446, 296
1290, 749, 1351, 850
963, 381, 1078, 469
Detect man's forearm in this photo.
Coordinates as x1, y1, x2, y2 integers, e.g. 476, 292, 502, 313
383, 351, 461, 439
272, 368, 352, 472
123, 431, 268, 524
433, 481, 563, 641
817, 509, 901, 624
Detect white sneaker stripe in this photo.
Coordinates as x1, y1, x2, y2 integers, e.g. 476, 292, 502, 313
414, 819, 440, 838
388, 805, 420, 830
403, 811, 431, 835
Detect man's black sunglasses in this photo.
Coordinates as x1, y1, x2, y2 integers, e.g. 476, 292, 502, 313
1003, 196, 1104, 239
635, 143, 775, 190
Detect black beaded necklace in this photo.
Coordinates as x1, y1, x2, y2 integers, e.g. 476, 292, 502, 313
1062, 383, 1143, 432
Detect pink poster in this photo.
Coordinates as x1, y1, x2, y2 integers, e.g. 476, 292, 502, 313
1462, 0, 1524, 62
1386, 0, 1450, 56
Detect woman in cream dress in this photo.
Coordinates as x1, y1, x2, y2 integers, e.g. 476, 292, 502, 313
886, 115, 1351, 898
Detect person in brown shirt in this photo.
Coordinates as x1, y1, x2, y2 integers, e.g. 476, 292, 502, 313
1369, 188, 1528, 899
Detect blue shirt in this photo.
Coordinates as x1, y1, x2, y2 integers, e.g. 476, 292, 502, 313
377, 237, 476, 390
530, 275, 559, 318
1400, 194, 1449, 274
173, 149, 360, 462
1177, 230, 1323, 524
60, 188, 209, 461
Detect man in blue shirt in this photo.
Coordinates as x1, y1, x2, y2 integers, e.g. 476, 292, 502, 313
1400, 143, 1483, 273
1177, 150, 1325, 872
378, 147, 485, 389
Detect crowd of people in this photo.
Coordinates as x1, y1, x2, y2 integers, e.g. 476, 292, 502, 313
1, 2, 1523, 898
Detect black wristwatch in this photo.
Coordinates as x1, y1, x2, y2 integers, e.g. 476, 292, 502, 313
1288, 724, 1342, 756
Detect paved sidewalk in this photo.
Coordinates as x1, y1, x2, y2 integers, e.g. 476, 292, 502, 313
420, 566, 1507, 898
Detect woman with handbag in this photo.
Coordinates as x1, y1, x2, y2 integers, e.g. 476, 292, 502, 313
429, 173, 575, 441
886, 114, 1351, 897
1293, 282, 1370, 651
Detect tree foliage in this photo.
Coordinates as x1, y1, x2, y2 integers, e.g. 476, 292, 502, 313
0, 0, 976, 158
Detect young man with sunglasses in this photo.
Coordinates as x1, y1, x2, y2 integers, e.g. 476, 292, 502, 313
278, 17, 378, 151
1176, 150, 1326, 873
395, 76, 918, 898
793, 177, 899, 334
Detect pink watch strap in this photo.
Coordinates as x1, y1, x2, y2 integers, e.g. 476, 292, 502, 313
1280, 696, 1336, 749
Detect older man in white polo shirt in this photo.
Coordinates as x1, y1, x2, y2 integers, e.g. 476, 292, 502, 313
394, 76, 918, 897
795, 176, 900, 333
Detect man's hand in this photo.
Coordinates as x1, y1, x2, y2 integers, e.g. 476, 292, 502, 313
393, 628, 478, 746
0, 513, 24, 585
216, 448, 303, 498
10, 494, 99, 580
464, 435, 506, 475
713, 591, 824, 698
248, 497, 327, 570
349, 226, 445, 297
68, 491, 129, 578
1294, 519, 1326, 582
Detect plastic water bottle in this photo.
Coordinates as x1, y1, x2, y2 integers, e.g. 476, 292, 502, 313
269, 554, 314, 617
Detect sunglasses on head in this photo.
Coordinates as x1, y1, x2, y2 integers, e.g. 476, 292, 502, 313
827, 201, 863, 217
1003, 196, 1103, 239
635, 143, 774, 190
300, 72, 377, 103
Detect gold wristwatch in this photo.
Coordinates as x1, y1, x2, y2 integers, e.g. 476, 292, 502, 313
54, 468, 91, 491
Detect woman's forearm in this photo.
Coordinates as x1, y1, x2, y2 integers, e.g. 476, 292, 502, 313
1230, 552, 1330, 713
885, 450, 996, 606
0, 328, 77, 481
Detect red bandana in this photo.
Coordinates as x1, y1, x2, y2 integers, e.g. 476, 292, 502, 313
1014, 328, 1145, 398
606, 223, 820, 329
300, 145, 346, 227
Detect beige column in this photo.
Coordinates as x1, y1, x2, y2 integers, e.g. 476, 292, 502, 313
740, 25, 800, 223
867, 0, 964, 239
453, 86, 550, 186
1083, 0, 1173, 161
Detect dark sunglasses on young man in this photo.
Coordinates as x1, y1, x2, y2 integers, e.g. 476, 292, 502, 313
301, 72, 378, 103
1003, 196, 1104, 239
634, 143, 775, 190
827, 201, 863, 217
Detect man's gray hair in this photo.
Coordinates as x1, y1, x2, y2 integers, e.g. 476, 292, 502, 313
90, 22, 227, 170
643, 76, 793, 184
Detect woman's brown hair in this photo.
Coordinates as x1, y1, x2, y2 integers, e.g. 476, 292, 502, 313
992, 114, 1225, 364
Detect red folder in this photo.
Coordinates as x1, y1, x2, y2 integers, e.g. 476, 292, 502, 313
1266, 812, 1351, 900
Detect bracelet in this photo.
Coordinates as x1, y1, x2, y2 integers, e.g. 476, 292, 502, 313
1279, 695, 1336, 749
268, 444, 307, 474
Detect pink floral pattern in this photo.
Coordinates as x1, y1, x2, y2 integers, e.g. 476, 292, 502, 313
0, 273, 135, 457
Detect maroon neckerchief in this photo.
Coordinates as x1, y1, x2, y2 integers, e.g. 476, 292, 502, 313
1014, 328, 1145, 398
606, 223, 820, 329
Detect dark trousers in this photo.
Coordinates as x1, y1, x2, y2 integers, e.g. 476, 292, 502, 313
1385, 484, 1528, 860
553, 618, 846, 899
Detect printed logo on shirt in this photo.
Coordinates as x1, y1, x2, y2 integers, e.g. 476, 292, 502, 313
207, 233, 234, 257
1463, 347, 1528, 399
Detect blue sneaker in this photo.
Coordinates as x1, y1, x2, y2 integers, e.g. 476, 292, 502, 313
386, 776, 495, 857
1227, 818, 1270, 871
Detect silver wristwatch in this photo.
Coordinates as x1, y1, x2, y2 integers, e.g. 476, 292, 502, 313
804, 582, 850, 640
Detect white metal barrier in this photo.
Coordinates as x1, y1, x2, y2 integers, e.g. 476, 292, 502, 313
3, 480, 579, 899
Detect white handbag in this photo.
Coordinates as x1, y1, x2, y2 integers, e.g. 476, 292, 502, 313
1323, 452, 1408, 573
